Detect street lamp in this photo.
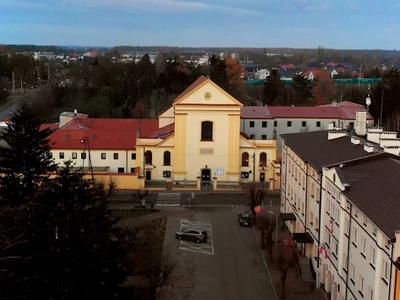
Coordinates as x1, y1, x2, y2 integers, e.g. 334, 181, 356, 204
268, 210, 278, 259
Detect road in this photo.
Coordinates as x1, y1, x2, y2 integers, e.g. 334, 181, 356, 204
0, 87, 44, 120
163, 206, 278, 300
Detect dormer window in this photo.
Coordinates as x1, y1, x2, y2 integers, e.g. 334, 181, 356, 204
201, 121, 213, 141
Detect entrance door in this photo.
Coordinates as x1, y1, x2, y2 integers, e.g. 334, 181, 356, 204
201, 169, 211, 184
146, 171, 151, 180
260, 173, 265, 182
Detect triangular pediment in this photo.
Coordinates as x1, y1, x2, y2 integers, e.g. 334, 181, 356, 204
156, 134, 175, 147
173, 76, 243, 107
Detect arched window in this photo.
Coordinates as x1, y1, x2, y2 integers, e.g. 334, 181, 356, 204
163, 151, 171, 166
259, 152, 267, 166
145, 151, 152, 165
201, 121, 213, 141
242, 152, 249, 167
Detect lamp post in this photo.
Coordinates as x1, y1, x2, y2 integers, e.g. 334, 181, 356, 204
268, 210, 278, 259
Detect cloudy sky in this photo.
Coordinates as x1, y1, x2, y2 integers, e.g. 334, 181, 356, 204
0, 0, 399, 49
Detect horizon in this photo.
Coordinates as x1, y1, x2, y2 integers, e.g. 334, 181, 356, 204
1, 0, 400, 49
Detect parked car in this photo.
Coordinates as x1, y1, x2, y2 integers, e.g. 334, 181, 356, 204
175, 228, 208, 243
238, 211, 252, 226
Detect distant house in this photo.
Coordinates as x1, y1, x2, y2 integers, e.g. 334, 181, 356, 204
254, 69, 270, 80
330, 69, 339, 78
83, 50, 98, 58
301, 70, 315, 81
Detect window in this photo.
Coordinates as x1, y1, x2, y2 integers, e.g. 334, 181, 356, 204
287, 121, 292, 127
131, 153, 136, 160
250, 134, 255, 139
81, 152, 86, 159
101, 153, 106, 159
117, 167, 124, 173
113, 153, 119, 160
249, 121, 255, 128
370, 247, 376, 266
353, 228, 358, 245
358, 275, 364, 295
262, 121, 267, 128
302, 121, 306, 127
259, 152, 266, 166
350, 263, 356, 282
316, 121, 321, 127
72, 152, 77, 159
345, 218, 350, 236
333, 239, 339, 257
163, 151, 171, 165
368, 287, 374, 300
372, 226, 377, 236
382, 260, 389, 281
361, 236, 366, 256
274, 120, 277, 127
145, 151, 152, 165
130, 168, 136, 173
59, 152, 64, 159
201, 121, 213, 141
343, 253, 348, 272
261, 135, 267, 140
242, 152, 249, 166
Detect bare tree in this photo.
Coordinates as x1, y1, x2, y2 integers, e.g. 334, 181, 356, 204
276, 244, 300, 299
247, 183, 266, 220
255, 212, 277, 262
145, 247, 176, 300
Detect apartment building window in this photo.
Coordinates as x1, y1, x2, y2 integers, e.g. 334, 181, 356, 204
101, 153, 106, 159
345, 218, 350, 237
372, 226, 377, 236
113, 153, 119, 160
316, 121, 321, 127
130, 168, 136, 173
59, 152, 64, 159
358, 275, 364, 296
81, 153, 86, 159
250, 134, 255, 139
287, 121, 292, 127
370, 247, 376, 267
353, 228, 358, 246
131, 153, 136, 160
382, 260, 389, 282
302, 121, 306, 127
72, 152, 77, 159
261, 135, 267, 140
325, 229, 331, 248
333, 239, 339, 257
249, 121, 255, 128
343, 253, 348, 272
310, 212, 314, 226
350, 263, 356, 283
361, 236, 366, 257
274, 120, 277, 127
262, 121, 267, 128
315, 217, 319, 232
117, 167, 124, 173
368, 287, 374, 300
363, 216, 368, 226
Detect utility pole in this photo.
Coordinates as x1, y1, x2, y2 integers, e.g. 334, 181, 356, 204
380, 89, 384, 128
252, 153, 256, 183
11, 70, 15, 94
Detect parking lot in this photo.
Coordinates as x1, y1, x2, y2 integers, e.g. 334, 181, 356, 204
179, 219, 214, 255
163, 206, 277, 300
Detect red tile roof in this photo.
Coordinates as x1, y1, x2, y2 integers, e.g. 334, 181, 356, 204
39, 124, 60, 131
150, 123, 175, 139
241, 103, 373, 120
47, 118, 159, 150
173, 75, 208, 104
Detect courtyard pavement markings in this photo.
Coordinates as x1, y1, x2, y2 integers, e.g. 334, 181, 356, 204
179, 219, 214, 255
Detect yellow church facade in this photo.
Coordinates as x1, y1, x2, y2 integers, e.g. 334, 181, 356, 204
135, 76, 280, 191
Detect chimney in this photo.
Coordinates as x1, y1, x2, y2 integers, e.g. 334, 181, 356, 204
136, 128, 141, 139
74, 109, 77, 117
364, 143, 374, 153
351, 136, 360, 145
332, 100, 337, 107
355, 111, 367, 136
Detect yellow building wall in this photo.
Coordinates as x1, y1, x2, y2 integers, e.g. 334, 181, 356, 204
396, 270, 400, 300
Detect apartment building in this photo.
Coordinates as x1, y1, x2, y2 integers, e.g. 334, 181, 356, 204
280, 114, 400, 299
241, 101, 374, 152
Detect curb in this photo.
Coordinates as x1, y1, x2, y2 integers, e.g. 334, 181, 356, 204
252, 226, 279, 300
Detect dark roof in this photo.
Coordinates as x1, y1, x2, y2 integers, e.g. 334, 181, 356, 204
281, 131, 374, 172
335, 154, 400, 239
281, 213, 296, 221
292, 232, 314, 243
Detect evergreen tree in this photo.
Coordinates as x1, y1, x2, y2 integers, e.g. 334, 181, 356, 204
292, 74, 313, 105
209, 55, 229, 92
32, 162, 129, 299
262, 69, 284, 106
0, 104, 56, 206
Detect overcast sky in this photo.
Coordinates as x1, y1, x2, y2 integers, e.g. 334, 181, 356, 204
0, 0, 400, 49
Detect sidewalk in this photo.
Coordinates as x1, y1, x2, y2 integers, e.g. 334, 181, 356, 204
254, 228, 328, 300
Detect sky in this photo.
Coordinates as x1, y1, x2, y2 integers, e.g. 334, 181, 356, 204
0, 0, 400, 49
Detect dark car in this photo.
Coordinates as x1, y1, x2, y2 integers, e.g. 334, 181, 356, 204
175, 228, 208, 243
238, 211, 252, 226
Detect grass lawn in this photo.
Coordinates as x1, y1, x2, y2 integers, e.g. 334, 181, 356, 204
111, 208, 160, 219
